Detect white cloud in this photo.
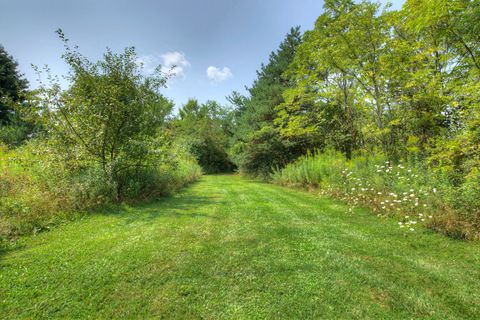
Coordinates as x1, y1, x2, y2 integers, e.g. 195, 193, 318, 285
160, 51, 190, 79
136, 51, 190, 79
206, 66, 233, 82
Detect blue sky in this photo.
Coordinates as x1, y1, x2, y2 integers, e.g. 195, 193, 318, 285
0, 0, 404, 109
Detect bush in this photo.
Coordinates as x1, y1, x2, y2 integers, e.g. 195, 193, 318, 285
1, 35, 204, 244
272, 150, 480, 240
0, 141, 202, 242
231, 126, 293, 179
175, 99, 235, 174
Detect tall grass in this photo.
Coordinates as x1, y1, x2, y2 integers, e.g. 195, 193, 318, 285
0, 141, 202, 242
272, 150, 480, 240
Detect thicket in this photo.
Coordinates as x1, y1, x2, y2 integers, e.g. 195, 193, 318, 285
0, 32, 202, 242
174, 99, 235, 173
230, 0, 479, 239
0, 142, 200, 239
228, 27, 303, 178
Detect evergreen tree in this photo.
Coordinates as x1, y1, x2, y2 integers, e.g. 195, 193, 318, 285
230, 27, 302, 176
0, 45, 29, 123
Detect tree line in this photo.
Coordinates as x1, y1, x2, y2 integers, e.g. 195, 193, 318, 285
228, 0, 478, 182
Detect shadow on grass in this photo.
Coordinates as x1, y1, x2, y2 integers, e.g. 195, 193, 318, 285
99, 195, 224, 225
0, 184, 223, 260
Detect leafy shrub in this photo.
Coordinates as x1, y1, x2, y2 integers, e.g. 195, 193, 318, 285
0, 141, 201, 242
175, 99, 235, 174
0, 123, 31, 146
1, 34, 204, 244
230, 126, 293, 179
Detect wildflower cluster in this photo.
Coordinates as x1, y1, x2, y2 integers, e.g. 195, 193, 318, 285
272, 150, 479, 240
340, 161, 435, 232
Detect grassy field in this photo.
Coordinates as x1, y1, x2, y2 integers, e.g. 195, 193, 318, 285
1, 175, 479, 319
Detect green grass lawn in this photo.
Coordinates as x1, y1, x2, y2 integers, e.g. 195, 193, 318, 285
1, 175, 479, 319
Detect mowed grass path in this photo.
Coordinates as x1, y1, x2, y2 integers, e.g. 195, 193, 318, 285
1, 175, 479, 319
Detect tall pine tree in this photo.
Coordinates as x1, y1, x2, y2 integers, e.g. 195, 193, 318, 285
230, 27, 302, 176
0, 45, 28, 124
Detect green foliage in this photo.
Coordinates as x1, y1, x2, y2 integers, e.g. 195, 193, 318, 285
0, 32, 202, 241
0, 45, 37, 145
2, 0, 479, 243
230, 27, 302, 176
35, 30, 177, 198
175, 99, 234, 173
0, 141, 201, 241
230, 126, 292, 179
0, 44, 29, 124
1, 142, 86, 239
272, 150, 480, 240
231, 0, 480, 238
0, 118, 33, 146
275, 0, 478, 161
277, 0, 395, 157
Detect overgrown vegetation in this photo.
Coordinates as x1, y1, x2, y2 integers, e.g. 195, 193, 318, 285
272, 151, 480, 240
0, 31, 202, 242
1, 1, 479, 317
0, 141, 201, 239
228, 0, 480, 239
174, 99, 235, 173
228, 27, 303, 178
